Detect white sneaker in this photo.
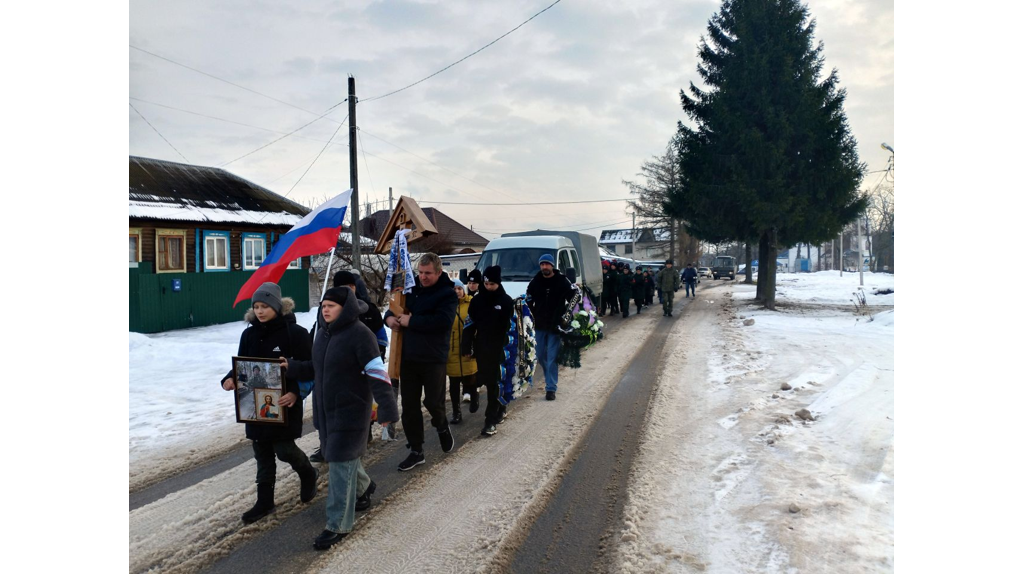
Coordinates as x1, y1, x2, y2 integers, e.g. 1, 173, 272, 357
462, 393, 471, 403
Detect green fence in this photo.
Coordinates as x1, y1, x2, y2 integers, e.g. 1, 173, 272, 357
128, 263, 311, 333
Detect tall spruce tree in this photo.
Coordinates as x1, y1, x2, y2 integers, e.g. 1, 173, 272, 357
668, 0, 866, 309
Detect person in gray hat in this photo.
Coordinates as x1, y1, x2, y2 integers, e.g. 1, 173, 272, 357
220, 282, 317, 524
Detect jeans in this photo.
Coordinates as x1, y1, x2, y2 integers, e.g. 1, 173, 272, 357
252, 439, 314, 487
400, 361, 449, 451
685, 281, 696, 297
535, 329, 561, 392
325, 458, 371, 534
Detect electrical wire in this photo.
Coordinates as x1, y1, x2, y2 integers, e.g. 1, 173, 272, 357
417, 198, 631, 206
129, 102, 189, 163
361, 0, 563, 102
129, 45, 345, 124
219, 105, 347, 167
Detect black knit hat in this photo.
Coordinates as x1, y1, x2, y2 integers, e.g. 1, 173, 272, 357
333, 270, 357, 288
666, 259, 674, 266
482, 265, 502, 285
467, 269, 483, 284
322, 286, 350, 307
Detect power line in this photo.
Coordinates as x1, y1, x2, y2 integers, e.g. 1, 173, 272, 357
129, 102, 189, 163
219, 103, 347, 167
129, 45, 345, 124
417, 198, 631, 206
361, 0, 564, 102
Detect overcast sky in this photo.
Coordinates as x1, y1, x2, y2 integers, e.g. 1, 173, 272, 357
128, 0, 893, 239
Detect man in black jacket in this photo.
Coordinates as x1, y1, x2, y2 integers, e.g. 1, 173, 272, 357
384, 253, 459, 471
526, 254, 574, 401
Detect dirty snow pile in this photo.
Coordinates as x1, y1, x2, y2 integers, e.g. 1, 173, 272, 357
618, 271, 894, 573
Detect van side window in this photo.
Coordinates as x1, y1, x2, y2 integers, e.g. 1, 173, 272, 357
558, 250, 572, 273
569, 250, 580, 273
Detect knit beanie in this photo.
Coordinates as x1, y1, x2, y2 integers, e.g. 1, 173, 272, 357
453, 278, 465, 289
538, 254, 556, 266
322, 286, 350, 307
467, 269, 483, 284
333, 270, 357, 288
252, 282, 283, 314
482, 265, 503, 285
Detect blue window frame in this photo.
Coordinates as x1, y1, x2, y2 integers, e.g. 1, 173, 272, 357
202, 230, 230, 272
242, 233, 267, 270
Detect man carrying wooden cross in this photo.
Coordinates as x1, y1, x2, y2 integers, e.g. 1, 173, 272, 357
384, 252, 459, 471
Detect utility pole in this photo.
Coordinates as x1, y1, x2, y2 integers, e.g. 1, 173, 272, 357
348, 76, 361, 272
838, 231, 843, 277
389, 187, 394, 219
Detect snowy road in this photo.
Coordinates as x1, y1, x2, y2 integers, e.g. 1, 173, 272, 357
128, 273, 893, 573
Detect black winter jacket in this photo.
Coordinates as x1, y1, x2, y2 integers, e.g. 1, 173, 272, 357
681, 267, 698, 283
222, 307, 312, 441
464, 286, 514, 362
526, 270, 574, 332
384, 273, 458, 364
287, 294, 399, 462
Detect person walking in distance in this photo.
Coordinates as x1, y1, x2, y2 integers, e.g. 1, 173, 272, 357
384, 253, 459, 471
465, 266, 514, 436
631, 266, 646, 314
447, 279, 478, 425
656, 260, 681, 316
282, 287, 399, 550
681, 262, 698, 298
617, 264, 633, 318
601, 262, 617, 317
527, 254, 574, 401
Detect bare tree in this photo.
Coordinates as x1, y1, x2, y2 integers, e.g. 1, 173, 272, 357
867, 182, 895, 273
623, 143, 698, 262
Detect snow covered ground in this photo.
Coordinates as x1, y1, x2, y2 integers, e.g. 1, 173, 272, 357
617, 272, 894, 573
128, 308, 321, 488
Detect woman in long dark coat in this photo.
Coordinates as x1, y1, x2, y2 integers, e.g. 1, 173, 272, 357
284, 287, 399, 550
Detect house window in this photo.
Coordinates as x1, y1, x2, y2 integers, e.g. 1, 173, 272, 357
203, 230, 229, 272
624, 244, 633, 255
242, 233, 267, 270
129, 228, 141, 263
288, 257, 302, 269
156, 229, 187, 273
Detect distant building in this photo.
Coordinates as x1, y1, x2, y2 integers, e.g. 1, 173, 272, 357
128, 156, 312, 332
599, 228, 672, 260
359, 207, 488, 254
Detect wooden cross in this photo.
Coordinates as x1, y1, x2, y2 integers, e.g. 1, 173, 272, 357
372, 196, 437, 379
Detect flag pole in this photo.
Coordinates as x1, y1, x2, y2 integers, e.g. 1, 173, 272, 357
320, 248, 337, 302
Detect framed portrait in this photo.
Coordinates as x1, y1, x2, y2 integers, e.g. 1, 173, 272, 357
232, 356, 287, 425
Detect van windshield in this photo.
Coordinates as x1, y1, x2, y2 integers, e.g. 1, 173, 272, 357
476, 248, 554, 281
714, 257, 734, 267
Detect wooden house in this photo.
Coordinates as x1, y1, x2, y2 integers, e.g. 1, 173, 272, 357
129, 156, 312, 332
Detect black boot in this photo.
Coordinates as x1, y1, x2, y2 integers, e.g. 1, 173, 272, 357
242, 483, 275, 523
469, 393, 480, 414
450, 410, 463, 425
300, 467, 318, 503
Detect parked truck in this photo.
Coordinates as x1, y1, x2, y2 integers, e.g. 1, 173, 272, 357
471, 230, 603, 304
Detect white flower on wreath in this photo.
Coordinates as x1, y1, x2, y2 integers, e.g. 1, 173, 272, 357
595, 321, 604, 329
571, 320, 581, 329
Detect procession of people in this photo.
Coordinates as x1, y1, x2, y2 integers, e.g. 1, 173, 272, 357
221, 251, 701, 549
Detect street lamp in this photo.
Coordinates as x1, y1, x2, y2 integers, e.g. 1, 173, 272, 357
880, 142, 894, 154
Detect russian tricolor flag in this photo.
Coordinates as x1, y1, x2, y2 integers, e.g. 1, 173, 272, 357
233, 189, 353, 307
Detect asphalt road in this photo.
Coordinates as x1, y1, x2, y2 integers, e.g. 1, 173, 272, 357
504, 299, 685, 573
